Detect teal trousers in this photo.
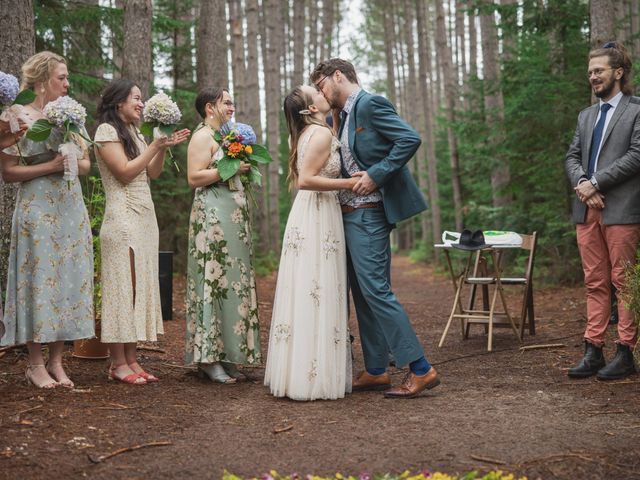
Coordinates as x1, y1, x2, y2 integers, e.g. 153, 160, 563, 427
343, 208, 425, 369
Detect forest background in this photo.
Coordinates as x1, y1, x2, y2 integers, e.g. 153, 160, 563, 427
0, 0, 639, 288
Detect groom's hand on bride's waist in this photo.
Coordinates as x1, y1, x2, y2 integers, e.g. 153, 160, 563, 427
351, 171, 377, 195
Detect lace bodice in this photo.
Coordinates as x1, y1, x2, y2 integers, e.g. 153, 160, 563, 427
297, 126, 341, 180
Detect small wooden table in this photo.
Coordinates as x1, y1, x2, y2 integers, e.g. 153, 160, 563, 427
435, 243, 523, 351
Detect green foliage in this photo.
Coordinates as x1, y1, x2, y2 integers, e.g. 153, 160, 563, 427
81, 174, 106, 318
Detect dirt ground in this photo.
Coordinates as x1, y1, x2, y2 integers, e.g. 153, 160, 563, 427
1, 255, 640, 480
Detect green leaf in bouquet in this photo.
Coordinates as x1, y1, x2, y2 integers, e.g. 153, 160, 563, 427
158, 123, 177, 136
14, 89, 36, 106
248, 165, 262, 186
213, 130, 223, 143
218, 157, 241, 181
248, 144, 272, 164
25, 119, 54, 142
139, 121, 155, 138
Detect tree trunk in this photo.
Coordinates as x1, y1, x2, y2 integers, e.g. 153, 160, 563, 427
382, 1, 397, 103
455, 0, 466, 107
468, 6, 478, 79
0, 0, 35, 297
122, 0, 153, 98
500, 0, 518, 62
292, 0, 305, 86
416, 0, 442, 255
320, 0, 335, 60
173, 1, 196, 93
228, 0, 247, 115
263, 0, 282, 252
111, 0, 124, 76
308, 0, 318, 68
435, 0, 463, 231
613, 0, 630, 43
480, 2, 511, 208
590, 0, 616, 47
632, 0, 640, 62
197, 0, 229, 90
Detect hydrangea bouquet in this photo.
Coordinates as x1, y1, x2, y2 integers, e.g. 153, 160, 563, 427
140, 92, 182, 171
214, 121, 272, 200
0, 71, 36, 133
26, 95, 95, 187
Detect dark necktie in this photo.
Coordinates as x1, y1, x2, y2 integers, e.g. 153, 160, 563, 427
338, 110, 350, 178
587, 103, 612, 177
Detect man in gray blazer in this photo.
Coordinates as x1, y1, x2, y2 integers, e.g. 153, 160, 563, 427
565, 42, 640, 380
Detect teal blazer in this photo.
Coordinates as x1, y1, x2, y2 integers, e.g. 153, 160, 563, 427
344, 90, 428, 224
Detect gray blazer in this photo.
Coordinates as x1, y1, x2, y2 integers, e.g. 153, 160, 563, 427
565, 95, 640, 224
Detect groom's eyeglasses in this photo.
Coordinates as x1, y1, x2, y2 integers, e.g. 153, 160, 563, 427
314, 73, 333, 91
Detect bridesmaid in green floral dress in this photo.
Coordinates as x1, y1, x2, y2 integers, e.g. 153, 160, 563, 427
185, 87, 261, 383
0, 52, 94, 389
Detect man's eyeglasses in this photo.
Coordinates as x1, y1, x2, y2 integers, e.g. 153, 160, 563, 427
587, 67, 614, 78
314, 72, 333, 91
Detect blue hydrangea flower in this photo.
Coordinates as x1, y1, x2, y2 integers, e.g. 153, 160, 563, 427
222, 121, 257, 145
0, 71, 20, 106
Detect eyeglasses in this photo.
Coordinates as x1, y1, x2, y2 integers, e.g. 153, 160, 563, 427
587, 67, 613, 78
223, 100, 235, 107
314, 72, 333, 91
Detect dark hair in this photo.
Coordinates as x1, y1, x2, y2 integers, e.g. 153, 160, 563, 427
589, 41, 634, 95
195, 87, 227, 119
309, 58, 359, 85
96, 79, 143, 159
283, 86, 330, 187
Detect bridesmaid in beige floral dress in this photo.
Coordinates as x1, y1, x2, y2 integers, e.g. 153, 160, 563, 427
185, 87, 261, 383
94, 79, 189, 385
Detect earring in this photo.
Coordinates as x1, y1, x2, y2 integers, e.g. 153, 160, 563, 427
40, 87, 45, 93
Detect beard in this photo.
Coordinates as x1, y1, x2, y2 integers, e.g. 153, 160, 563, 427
592, 75, 617, 99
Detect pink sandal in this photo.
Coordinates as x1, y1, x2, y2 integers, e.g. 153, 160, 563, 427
136, 370, 159, 382
108, 365, 146, 385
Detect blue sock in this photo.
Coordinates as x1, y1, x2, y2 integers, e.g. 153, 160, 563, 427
409, 357, 431, 375
366, 367, 386, 376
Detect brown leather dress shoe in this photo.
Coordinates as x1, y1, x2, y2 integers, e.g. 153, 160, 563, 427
353, 371, 391, 391
383, 367, 440, 398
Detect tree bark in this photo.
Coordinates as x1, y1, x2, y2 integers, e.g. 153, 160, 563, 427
292, 0, 305, 86
468, 6, 478, 79
435, 0, 463, 231
480, 2, 511, 208
173, 0, 196, 93
632, 0, 640, 64
262, 0, 282, 252
382, 1, 397, 103
228, 0, 247, 115
308, 0, 318, 67
455, 0, 466, 107
122, 0, 153, 98
416, 0, 441, 254
320, 0, 335, 60
111, 0, 124, 76
590, 0, 616, 47
197, 0, 229, 91
613, 0, 630, 44
0, 0, 35, 297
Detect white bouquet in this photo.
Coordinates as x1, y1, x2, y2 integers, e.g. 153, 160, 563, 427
140, 92, 182, 170
26, 95, 95, 187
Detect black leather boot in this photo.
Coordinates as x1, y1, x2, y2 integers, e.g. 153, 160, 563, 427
596, 344, 637, 380
568, 342, 606, 378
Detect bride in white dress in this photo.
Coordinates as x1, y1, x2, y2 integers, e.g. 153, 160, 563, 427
264, 85, 359, 400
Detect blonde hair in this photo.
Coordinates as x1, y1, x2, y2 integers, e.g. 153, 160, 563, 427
283, 86, 330, 187
20, 51, 67, 91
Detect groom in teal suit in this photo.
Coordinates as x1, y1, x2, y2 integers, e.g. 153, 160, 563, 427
311, 58, 440, 398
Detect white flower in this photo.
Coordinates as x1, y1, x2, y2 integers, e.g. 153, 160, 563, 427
218, 276, 228, 289
43, 96, 87, 128
237, 302, 249, 318
195, 230, 207, 252
203, 281, 212, 298
233, 321, 246, 336
230, 208, 244, 224
232, 192, 246, 207
143, 92, 181, 125
207, 224, 225, 242
206, 261, 224, 281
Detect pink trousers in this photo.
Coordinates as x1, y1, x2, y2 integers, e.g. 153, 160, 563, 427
576, 208, 640, 347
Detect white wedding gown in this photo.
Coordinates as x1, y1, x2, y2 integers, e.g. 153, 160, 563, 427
264, 126, 352, 400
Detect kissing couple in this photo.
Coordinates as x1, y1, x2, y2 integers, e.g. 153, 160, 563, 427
264, 58, 441, 401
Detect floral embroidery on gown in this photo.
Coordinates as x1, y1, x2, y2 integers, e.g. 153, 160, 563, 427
94, 123, 163, 343
264, 126, 352, 400
1, 130, 94, 346
185, 130, 261, 366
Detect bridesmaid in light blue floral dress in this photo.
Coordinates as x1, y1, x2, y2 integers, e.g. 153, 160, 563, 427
185, 88, 261, 384
0, 52, 93, 389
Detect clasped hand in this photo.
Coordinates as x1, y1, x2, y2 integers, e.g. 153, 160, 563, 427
575, 180, 604, 209
350, 170, 377, 195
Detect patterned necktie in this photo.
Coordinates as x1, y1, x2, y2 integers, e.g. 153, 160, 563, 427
338, 110, 350, 178
587, 103, 612, 177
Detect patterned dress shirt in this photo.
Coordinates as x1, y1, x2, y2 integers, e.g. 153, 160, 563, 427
339, 88, 382, 208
